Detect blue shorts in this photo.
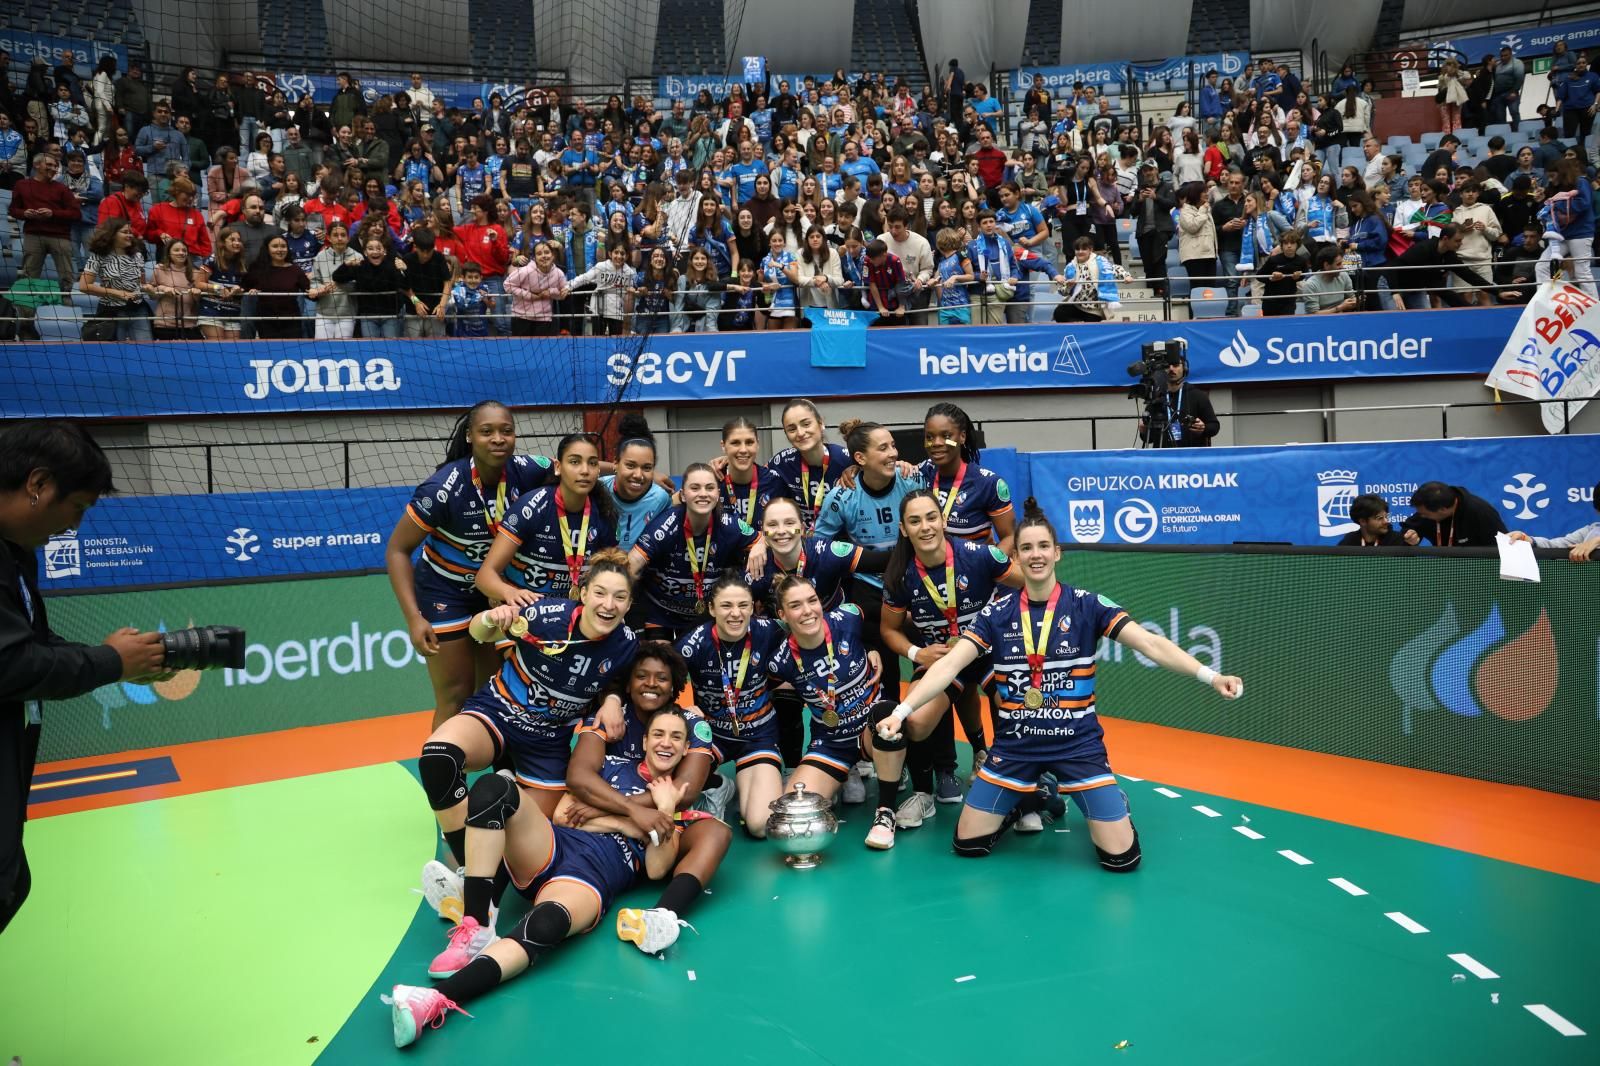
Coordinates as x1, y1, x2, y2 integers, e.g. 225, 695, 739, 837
966, 749, 1129, 822
709, 713, 783, 772
509, 825, 640, 927
938, 305, 972, 325
459, 690, 578, 792
801, 729, 869, 782
414, 569, 489, 640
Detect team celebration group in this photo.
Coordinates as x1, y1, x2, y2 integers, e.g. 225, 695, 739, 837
377, 398, 1243, 1046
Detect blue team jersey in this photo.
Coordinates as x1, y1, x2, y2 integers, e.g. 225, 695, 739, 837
996, 201, 1046, 243
406, 455, 558, 585
761, 250, 798, 310
285, 230, 320, 272
730, 159, 768, 201
486, 598, 639, 734
630, 506, 759, 625
675, 617, 788, 736
600, 475, 673, 551
813, 471, 925, 588
916, 460, 1015, 542
747, 536, 862, 614
765, 443, 851, 530
936, 251, 970, 309
458, 164, 488, 199
962, 586, 1131, 759
717, 467, 790, 531
771, 165, 801, 200
404, 158, 435, 192
588, 759, 658, 870
449, 283, 491, 337
497, 486, 620, 597
883, 540, 1015, 645
766, 605, 881, 739
578, 700, 716, 766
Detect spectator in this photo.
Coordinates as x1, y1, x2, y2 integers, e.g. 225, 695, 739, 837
401, 228, 454, 338
1198, 70, 1224, 135
1555, 54, 1600, 162
1055, 235, 1131, 323
0, 112, 24, 191
330, 73, 365, 134
307, 219, 363, 339
1259, 229, 1308, 315
1492, 46, 1527, 132
1401, 482, 1506, 546
1177, 180, 1217, 300
1509, 479, 1600, 560
863, 237, 911, 323
9, 153, 79, 292
1299, 173, 1347, 248
1336, 495, 1407, 546
1138, 351, 1218, 447
332, 234, 411, 338
970, 84, 1001, 134
504, 238, 567, 336
45, 83, 89, 143
880, 207, 934, 320
1300, 245, 1357, 313
1211, 172, 1247, 316
149, 239, 203, 339
113, 61, 151, 136
1435, 59, 1471, 133
176, 115, 210, 185
207, 147, 250, 206
1452, 181, 1501, 303
60, 152, 102, 266
78, 218, 151, 340
446, 261, 493, 337
134, 103, 187, 176
196, 227, 247, 338
243, 234, 310, 339
354, 117, 391, 187
1390, 223, 1478, 308
1495, 225, 1545, 304
1534, 126, 1565, 171
200, 73, 238, 162
1343, 192, 1389, 309
966, 127, 1006, 200
795, 225, 845, 309
96, 172, 148, 242
568, 242, 636, 335
943, 59, 966, 123
1537, 158, 1594, 298
454, 193, 512, 333
1420, 134, 1459, 184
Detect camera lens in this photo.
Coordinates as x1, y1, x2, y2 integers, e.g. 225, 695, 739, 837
159, 625, 247, 671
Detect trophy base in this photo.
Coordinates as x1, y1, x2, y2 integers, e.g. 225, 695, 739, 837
784, 853, 822, 869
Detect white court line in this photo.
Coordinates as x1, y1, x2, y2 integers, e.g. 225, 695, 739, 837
1524, 1004, 1586, 1036
954, 975, 976, 983
1384, 911, 1429, 934
1233, 825, 1264, 840
1154, 787, 1182, 798
1328, 877, 1368, 896
1192, 804, 1222, 818
1447, 953, 1499, 980
687, 970, 697, 981
1119, 774, 1144, 781
1278, 849, 1313, 866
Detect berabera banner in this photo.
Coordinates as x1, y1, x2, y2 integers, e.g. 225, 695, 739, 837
1009, 52, 1248, 94
2, 308, 1523, 419
0, 29, 127, 76
271, 72, 555, 111
37, 487, 407, 591
1485, 281, 1600, 433
1029, 433, 1600, 546
655, 71, 864, 99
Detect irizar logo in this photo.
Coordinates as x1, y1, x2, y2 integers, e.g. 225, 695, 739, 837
244, 357, 402, 399
225, 527, 261, 562
1501, 472, 1550, 520
1218, 329, 1261, 368
1069, 500, 1105, 543
1316, 469, 1360, 537
44, 531, 82, 578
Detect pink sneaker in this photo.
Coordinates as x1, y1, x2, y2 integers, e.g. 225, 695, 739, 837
382, 984, 469, 1048
427, 915, 497, 979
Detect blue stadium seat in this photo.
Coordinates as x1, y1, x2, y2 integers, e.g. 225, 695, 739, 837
1189, 287, 1227, 318
35, 304, 83, 341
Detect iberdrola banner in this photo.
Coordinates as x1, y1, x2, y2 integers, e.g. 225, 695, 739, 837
1485, 281, 1600, 433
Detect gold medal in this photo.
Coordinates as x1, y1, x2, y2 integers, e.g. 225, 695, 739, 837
945, 635, 961, 647
695, 598, 708, 615
821, 709, 840, 728
1023, 687, 1045, 710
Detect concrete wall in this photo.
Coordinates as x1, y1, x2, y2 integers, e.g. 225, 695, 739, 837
917, 0, 1029, 88
535, 0, 660, 85
725, 0, 853, 78
133, 0, 260, 74
327, 0, 471, 67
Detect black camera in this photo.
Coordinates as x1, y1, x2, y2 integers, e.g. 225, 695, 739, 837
1126, 339, 1188, 399
160, 625, 248, 671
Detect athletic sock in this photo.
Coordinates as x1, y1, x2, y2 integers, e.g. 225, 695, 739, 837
435, 953, 503, 1004
930, 708, 958, 773
878, 775, 901, 812
907, 736, 935, 794
443, 828, 466, 868
654, 873, 702, 915
463, 874, 496, 926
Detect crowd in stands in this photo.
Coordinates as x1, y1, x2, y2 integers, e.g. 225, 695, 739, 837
2, 43, 1598, 340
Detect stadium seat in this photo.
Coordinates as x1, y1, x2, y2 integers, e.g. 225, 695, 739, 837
1483, 123, 1513, 140
34, 304, 82, 341
1421, 132, 1445, 150
1115, 218, 1135, 245
1189, 288, 1227, 318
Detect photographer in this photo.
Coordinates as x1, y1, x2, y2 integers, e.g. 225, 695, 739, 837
1138, 351, 1220, 448
0, 421, 166, 935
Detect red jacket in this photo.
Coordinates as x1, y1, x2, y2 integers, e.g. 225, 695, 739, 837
8, 177, 80, 238
97, 192, 147, 240
146, 201, 212, 258
453, 221, 511, 277
303, 195, 354, 235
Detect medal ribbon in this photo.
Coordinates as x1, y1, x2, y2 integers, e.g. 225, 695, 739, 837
516, 604, 585, 656
717, 631, 753, 730
557, 496, 592, 590
799, 451, 829, 523
685, 512, 713, 607
914, 541, 959, 639
933, 458, 967, 522
470, 459, 509, 534
725, 466, 758, 522
1019, 585, 1062, 697
787, 619, 838, 721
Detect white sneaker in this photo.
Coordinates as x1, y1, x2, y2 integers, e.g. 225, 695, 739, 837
617, 906, 694, 954
895, 790, 936, 828
854, 759, 876, 780
383, 983, 468, 1048
420, 859, 463, 922
1015, 811, 1045, 833
842, 766, 866, 804
865, 806, 897, 849
695, 773, 736, 821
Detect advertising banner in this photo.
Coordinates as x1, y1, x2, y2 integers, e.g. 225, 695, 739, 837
39, 574, 432, 762
0, 29, 127, 76
1009, 52, 1248, 95
1414, 16, 1600, 67
1030, 433, 1599, 546
1485, 281, 1600, 433
1062, 550, 1597, 796
270, 72, 556, 111
3, 307, 1522, 420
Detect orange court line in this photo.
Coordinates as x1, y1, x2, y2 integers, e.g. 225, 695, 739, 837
27, 709, 1600, 883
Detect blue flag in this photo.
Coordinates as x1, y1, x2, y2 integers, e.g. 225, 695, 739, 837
805, 307, 878, 367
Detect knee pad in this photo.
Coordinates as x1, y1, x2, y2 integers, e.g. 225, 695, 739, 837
1096, 827, 1142, 873
511, 900, 572, 955
953, 807, 1018, 858
465, 769, 522, 830
867, 700, 908, 751
419, 741, 468, 811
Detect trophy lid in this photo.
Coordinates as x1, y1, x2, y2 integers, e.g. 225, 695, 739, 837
770, 781, 831, 816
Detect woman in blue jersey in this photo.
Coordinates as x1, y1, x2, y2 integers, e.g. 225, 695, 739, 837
385, 401, 559, 729
919, 402, 1016, 549
475, 433, 620, 606
766, 575, 883, 802
599, 413, 673, 553
568, 642, 731, 957
415, 547, 638, 926
674, 575, 789, 834
875, 501, 1242, 867
629, 463, 762, 639
764, 398, 851, 530
866, 490, 1022, 849
716, 415, 789, 530
384, 705, 692, 1049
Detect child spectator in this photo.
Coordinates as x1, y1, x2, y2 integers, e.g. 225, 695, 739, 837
503, 239, 568, 336
307, 219, 362, 338
568, 242, 637, 335
933, 227, 974, 324
632, 246, 676, 333
448, 261, 493, 337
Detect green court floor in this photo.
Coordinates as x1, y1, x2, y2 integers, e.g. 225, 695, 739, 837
1, 759, 1593, 1065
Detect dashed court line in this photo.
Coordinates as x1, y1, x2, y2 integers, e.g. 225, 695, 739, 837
1525, 1004, 1585, 1037
1277, 849, 1313, 866
1328, 878, 1368, 897
1448, 953, 1499, 980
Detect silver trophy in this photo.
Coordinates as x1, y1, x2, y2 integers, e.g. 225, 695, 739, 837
765, 782, 840, 868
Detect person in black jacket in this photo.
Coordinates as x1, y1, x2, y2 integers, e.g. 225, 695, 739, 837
1401, 481, 1508, 546
1337, 494, 1408, 546
1138, 355, 1220, 447
332, 235, 412, 338
0, 422, 167, 935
